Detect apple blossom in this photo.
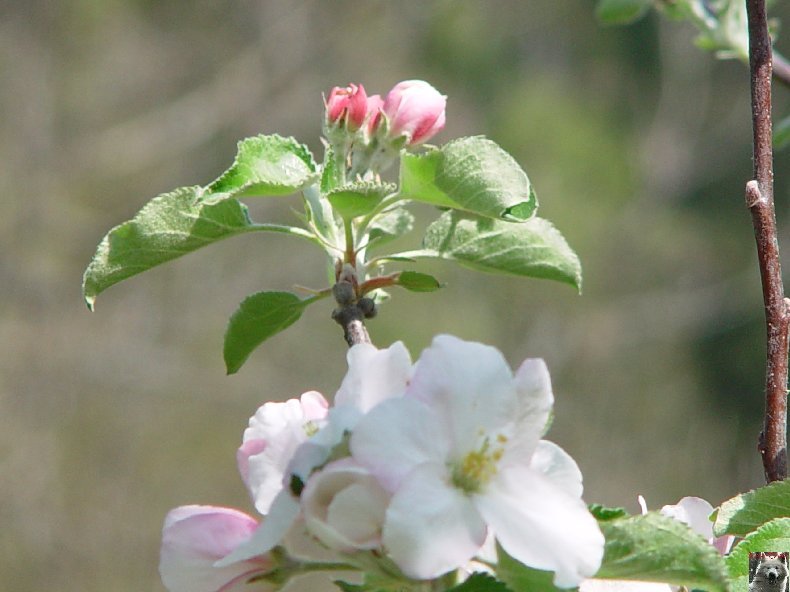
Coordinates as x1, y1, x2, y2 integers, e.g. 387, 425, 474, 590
301, 458, 391, 552
383, 80, 446, 145
238, 391, 329, 514
159, 505, 274, 592
325, 83, 368, 132
659, 496, 734, 555
217, 341, 412, 567
350, 335, 604, 587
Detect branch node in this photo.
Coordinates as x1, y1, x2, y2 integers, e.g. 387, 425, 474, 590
746, 179, 764, 208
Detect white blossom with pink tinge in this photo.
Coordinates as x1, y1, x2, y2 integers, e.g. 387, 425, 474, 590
351, 335, 604, 587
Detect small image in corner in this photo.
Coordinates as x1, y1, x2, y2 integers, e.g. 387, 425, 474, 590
750, 552, 790, 592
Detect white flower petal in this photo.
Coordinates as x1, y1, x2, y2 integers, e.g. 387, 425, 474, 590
351, 397, 449, 492
477, 464, 604, 588
383, 463, 487, 579
334, 342, 412, 412
301, 458, 389, 552
660, 497, 715, 541
242, 392, 329, 513
159, 505, 271, 592
509, 358, 554, 454
528, 440, 583, 498
580, 580, 674, 592
407, 335, 518, 455
215, 491, 299, 567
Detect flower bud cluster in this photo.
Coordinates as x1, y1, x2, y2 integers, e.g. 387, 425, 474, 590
323, 80, 446, 178
159, 336, 604, 591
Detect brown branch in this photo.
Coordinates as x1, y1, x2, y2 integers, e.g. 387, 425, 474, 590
746, 0, 789, 483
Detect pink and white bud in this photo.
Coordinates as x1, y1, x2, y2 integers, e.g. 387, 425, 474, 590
383, 80, 447, 145
364, 94, 385, 135
301, 459, 390, 552
159, 505, 274, 592
325, 84, 369, 131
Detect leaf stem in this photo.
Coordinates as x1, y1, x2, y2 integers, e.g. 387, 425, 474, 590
746, 0, 789, 483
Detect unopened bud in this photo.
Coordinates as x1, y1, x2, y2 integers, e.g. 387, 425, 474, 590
358, 297, 377, 319
333, 282, 355, 306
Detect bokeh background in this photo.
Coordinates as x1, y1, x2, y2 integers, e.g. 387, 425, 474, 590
4, 1, 790, 590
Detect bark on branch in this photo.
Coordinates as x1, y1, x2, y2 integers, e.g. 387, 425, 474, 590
746, 0, 789, 483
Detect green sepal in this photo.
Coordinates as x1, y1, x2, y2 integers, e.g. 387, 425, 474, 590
496, 543, 565, 592
396, 271, 443, 292
419, 210, 582, 291
595, 512, 730, 592
449, 572, 512, 592
725, 518, 790, 592
595, 0, 653, 25
328, 181, 397, 219
83, 186, 290, 309
399, 136, 538, 221
207, 134, 318, 198
589, 504, 629, 521
224, 291, 316, 374
714, 479, 790, 537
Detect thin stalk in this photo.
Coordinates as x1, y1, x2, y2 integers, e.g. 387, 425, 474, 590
746, 0, 789, 482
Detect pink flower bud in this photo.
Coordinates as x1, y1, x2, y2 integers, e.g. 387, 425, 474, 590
325, 84, 368, 131
364, 94, 385, 135
383, 80, 447, 145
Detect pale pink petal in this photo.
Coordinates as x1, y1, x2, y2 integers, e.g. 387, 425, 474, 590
579, 580, 674, 592
215, 491, 299, 567
527, 440, 583, 498
159, 505, 271, 592
383, 463, 487, 579
407, 335, 518, 457
301, 458, 390, 551
477, 464, 604, 588
334, 342, 412, 412
350, 397, 450, 492
242, 392, 329, 513
236, 439, 266, 491
660, 497, 714, 540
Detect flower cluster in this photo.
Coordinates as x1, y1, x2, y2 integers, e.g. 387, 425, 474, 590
160, 335, 604, 591
323, 80, 446, 177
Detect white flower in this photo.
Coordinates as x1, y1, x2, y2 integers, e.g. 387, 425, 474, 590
301, 458, 391, 552
659, 496, 734, 555
351, 335, 604, 587
218, 341, 411, 567
238, 391, 329, 514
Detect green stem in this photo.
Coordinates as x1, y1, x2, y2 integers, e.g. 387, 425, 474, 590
356, 193, 406, 237
343, 217, 356, 267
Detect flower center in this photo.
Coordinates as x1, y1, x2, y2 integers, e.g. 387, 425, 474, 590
451, 435, 507, 494
303, 420, 320, 437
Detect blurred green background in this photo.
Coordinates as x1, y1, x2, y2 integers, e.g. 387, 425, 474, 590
3, 1, 790, 590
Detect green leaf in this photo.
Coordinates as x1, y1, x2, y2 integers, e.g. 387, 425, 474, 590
775, 115, 790, 150
595, 512, 730, 592
223, 291, 313, 374
83, 186, 311, 309
399, 136, 538, 221
714, 480, 790, 537
595, 0, 653, 24
419, 210, 582, 290
725, 518, 790, 591
449, 572, 512, 592
496, 543, 565, 592
328, 181, 397, 219
207, 134, 318, 198
367, 207, 415, 248
397, 271, 442, 292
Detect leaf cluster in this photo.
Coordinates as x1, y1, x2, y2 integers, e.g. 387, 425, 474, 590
83, 133, 581, 372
